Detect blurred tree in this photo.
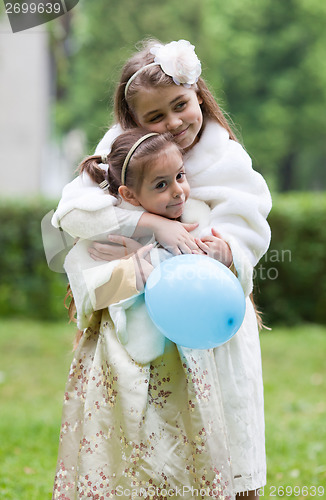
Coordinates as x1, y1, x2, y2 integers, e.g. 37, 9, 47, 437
51, 0, 202, 152
203, 0, 326, 191
51, 0, 326, 190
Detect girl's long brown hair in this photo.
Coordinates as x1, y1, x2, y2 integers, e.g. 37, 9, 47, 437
64, 283, 83, 350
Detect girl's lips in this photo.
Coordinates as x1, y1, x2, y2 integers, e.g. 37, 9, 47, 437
173, 126, 189, 138
168, 200, 185, 208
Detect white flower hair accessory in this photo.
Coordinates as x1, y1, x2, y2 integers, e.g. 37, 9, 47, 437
150, 39, 201, 87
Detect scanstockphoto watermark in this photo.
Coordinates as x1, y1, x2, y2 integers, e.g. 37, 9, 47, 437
254, 249, 292, 281
115, 485, 230, 497
145, 248, 292, 286
3, 0, 79, 33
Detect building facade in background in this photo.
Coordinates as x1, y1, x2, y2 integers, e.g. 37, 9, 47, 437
0, 15, 80, 199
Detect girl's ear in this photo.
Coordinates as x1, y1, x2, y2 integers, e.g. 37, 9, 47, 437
118, 185, 141, 206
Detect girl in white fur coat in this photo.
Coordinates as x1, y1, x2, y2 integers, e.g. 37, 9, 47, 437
52, 40, 272, 498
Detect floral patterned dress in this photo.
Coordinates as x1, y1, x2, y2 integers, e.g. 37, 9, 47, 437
53, 305, 235, 499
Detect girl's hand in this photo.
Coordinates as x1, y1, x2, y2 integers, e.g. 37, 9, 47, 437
89, 235, 142, 261
132, 244, 154, 292
132, 212, 199, 255
153, 218, 199, 255
195, 228, 233, 267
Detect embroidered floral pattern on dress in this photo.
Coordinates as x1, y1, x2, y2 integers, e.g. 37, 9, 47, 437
147, 363, 172, 408
52, 311, 235, 499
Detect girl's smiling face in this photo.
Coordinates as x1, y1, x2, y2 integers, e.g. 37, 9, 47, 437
120, 144, 190, 219
132, 85, 203, 152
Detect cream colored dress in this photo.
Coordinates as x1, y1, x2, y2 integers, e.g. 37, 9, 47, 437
53, 258, 236, 500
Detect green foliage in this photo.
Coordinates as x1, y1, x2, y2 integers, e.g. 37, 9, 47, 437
255, 192, 326, 325
0, 198, 67, 321
203, 0, 326, 191
51, 0, 326, 190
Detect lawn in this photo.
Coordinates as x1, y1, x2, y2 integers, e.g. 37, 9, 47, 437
0, 320, 325, 499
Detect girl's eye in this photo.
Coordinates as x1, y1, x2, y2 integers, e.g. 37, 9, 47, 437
149, 114, 163, 123
155, 181, 167, 190
176, 172, 186, 180
175, 101, 187, 111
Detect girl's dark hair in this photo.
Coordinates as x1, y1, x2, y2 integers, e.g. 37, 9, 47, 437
78, 128, 181, 197
114, 39, 238, 141
79, 128, 181, 197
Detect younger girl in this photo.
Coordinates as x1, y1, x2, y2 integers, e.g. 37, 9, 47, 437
53, 130, 236, 499
53, 39, 271, 498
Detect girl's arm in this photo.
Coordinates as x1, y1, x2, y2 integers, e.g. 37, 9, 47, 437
64, 240, 153, 330
58, 204, 199, 254
94, 245, 153, 308
59, 204, 144, 240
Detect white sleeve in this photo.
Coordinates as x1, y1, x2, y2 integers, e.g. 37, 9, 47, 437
187, 131, 272, 269
59, 205, 144, 240
194, 151, 271, 296
206, 145, 272, 268
65, 238, 167, 364
64, 240, 139, 329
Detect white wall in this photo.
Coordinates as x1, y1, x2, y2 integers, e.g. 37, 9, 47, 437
0, 15, 51, 196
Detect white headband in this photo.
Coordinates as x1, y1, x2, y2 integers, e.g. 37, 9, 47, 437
124, 62, 159, 99
121, 133, 159, 185
124, 40, 201, 99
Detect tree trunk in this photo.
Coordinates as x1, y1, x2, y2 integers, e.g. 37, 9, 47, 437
279, 152, 296, 191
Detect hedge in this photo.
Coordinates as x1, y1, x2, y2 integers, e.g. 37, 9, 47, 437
0, 193, 325, 325
0, 198, 68, 321
254, 192, 326, 325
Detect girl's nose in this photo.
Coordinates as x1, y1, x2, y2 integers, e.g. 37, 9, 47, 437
166, 114, 182, 131
172, 182, 183, 197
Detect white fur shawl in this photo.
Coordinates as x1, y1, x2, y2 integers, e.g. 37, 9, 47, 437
183, 121, 272, 267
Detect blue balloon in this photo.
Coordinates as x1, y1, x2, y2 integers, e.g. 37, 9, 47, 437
145, 254, 246, 349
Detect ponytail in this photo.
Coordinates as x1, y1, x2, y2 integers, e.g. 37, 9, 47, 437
78, 155, 107, 185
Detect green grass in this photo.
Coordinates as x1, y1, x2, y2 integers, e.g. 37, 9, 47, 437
0, 320, 73, 500
261, 324, 326, 498
0, 320, 325, 499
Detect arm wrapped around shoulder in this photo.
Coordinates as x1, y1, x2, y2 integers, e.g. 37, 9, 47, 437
59, 205, 143, 240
